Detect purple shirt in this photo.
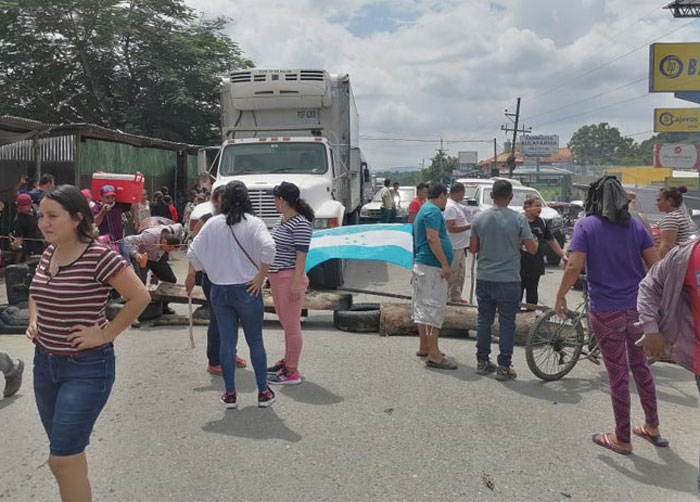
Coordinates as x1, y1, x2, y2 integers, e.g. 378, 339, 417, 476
569, 215, 654, 312
92, 202, 131, 241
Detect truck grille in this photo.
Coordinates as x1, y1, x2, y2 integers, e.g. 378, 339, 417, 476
248, 190, 280, 221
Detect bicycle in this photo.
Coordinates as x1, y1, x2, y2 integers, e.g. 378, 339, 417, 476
525, 279, 601, 381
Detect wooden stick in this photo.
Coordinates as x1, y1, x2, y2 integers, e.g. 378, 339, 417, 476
188, 295, 195, 349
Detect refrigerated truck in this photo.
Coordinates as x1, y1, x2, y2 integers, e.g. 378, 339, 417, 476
191, 68, 370, 287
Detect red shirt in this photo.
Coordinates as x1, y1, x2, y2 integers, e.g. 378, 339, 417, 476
683, 241, 700, 375
408, 197, 424, 215
169, 204, 178, 222
30, 242, 128, 355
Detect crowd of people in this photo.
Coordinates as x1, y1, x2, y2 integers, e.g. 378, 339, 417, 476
4, 171, 700, 498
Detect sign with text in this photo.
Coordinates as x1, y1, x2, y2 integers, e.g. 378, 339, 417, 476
654, 143, 700, 169
521, 135, 559, 156
654, 108, 700, 132
650, 43, 700, 92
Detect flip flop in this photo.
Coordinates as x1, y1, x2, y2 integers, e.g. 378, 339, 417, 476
425, 358, 457, 370
416, 351, 446, 358
592, 433, 632, 456
633, 426, 669, 447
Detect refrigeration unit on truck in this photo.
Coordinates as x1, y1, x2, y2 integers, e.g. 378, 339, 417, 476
191, 68, 370, 287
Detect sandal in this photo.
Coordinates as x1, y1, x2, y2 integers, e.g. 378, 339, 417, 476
633, 426, 669, 447
416, 351, 445, 358
425, 358, 457, 370
592, 433, 632, 455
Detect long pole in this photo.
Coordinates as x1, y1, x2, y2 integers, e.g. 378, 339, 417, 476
510, 98, 521, 178
493, 138, 497, 174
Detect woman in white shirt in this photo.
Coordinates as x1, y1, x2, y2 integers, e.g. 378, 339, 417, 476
186, 181, 277, 409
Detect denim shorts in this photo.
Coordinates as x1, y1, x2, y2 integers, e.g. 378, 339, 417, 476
33, 344, 116, 456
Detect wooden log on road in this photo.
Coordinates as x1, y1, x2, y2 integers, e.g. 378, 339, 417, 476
379, 302, 536, 345
151, 283, 352, 311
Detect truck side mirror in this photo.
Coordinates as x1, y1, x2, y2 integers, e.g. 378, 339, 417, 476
362, 163, 370, 183
466, 198, 478, 207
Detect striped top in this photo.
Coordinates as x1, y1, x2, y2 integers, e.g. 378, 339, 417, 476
30, 241, 129, 355
269, 214, 313, 273
659, 209, 692, 245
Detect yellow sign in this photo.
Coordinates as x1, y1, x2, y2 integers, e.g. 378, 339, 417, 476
654, 108, 700, 132
650, 43, 700, 92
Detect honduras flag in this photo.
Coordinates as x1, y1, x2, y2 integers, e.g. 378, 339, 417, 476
305, 224, 413, 272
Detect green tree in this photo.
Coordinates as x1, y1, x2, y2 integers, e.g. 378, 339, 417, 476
0, 0, 252, 144
567, 122, 634, 165
420, 151, 458, 184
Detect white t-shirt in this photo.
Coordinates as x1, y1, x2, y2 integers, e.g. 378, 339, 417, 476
443, 198, 471, 249
188, 214, 276, 284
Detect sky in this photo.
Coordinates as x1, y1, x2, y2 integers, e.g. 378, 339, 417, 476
185, 0, 700, 170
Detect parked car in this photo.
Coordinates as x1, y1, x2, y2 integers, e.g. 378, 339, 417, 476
466, 183, 566, 265
360, 186, 416, 222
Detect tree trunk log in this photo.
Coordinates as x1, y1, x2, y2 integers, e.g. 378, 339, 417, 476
151, 283, 352, 311
379, 302, 536, 345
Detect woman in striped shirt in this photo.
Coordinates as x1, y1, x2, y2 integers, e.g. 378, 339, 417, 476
267, 182, 314, 385
27, 185, 150, 501
656, 186, 693, 258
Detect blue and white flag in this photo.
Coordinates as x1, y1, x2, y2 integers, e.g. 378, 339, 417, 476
305, 223, 413, 272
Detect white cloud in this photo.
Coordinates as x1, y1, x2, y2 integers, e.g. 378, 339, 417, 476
186, 0, 700, 168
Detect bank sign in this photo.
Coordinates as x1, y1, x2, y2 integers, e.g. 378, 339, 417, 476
654, 108, 700, 132
650, 43, 700, 92
654, 143, 700, 169
521, 135, 559, 156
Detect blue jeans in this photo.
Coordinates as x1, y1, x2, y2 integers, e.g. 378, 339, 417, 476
209, 283, 267, 393
201, 274, 220, 367
380, 208, 392, 223
33, 344, 115, 456
476, 280, 520, 367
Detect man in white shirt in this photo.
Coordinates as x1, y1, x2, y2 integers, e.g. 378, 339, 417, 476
443, 182, 471, 303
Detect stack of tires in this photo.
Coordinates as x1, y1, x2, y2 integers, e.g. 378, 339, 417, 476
0, 264, 34, 334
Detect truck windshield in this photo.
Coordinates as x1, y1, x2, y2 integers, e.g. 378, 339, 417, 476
219, 142, 328, 176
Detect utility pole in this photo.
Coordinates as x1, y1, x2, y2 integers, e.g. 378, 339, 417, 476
492, 138, 497, 176
435, 137, 447, 184
501, 97, 532, 178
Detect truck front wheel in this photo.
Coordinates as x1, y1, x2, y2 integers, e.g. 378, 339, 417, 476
308, 259, 345, 289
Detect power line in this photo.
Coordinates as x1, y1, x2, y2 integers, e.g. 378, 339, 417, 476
527, 1, 669, 92
528, 76, 647, 121
360, 136, 492, 143
533, 94, 651, 128
526, 18, 698, 103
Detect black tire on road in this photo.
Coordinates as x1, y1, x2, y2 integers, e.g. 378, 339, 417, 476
0, 305, 29, 334
333, 302, 381, 333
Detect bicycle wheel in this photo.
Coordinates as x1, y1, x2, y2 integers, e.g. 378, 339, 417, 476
525, 309, 585, 381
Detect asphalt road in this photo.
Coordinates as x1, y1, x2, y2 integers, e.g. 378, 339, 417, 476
1, 253, 699, 501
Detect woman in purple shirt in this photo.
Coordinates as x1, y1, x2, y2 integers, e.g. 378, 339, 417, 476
555, 176, 662, 455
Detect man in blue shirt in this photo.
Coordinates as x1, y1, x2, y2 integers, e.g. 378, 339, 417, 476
470, 180, 536, 381
412, 183, 455, 369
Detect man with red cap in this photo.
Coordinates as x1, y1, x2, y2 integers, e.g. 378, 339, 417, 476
10, 193, 44, 259
92, 184, 136, 260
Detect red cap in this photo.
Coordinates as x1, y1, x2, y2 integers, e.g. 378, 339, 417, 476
16, 193, 32, 210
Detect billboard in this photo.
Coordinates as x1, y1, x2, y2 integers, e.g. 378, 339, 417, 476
521, 135, 559, 156
654, 108, 700, 132
458, 151, 478, 165
654, 143, 700, 169
650, 43, 700, 92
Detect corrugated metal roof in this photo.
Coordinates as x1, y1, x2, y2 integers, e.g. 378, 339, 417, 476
0, 116, 203, 152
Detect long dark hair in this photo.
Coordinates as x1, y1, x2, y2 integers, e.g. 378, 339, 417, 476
221, 181, 254, 225
658, 186, 687, 209
43, 184, 95, 242
293, 199, 315, 222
